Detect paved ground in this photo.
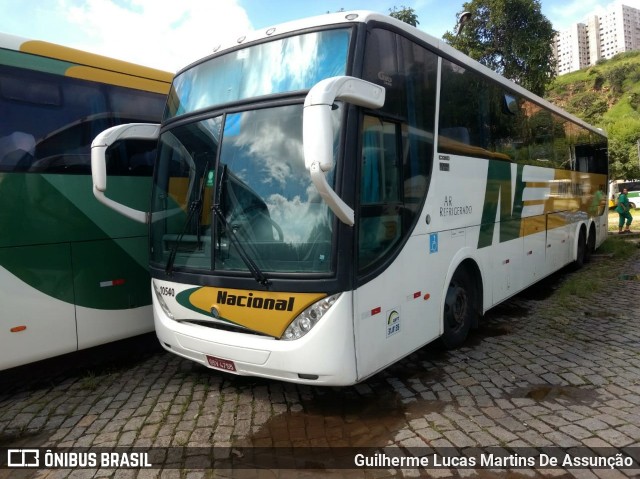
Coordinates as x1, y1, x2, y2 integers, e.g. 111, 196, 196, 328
1, 237, 639, 479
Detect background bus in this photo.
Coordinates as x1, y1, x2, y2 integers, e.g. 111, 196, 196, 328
609, 179, 640, 208
0, 33, 172, 370
91, 11, 608, 386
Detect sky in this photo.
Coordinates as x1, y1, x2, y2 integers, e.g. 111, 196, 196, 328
2, 0, 640, 73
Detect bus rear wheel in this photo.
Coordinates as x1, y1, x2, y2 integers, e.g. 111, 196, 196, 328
439, 269, 473, 349
574, 228, 587, 269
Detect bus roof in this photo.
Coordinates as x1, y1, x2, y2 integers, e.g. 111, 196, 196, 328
193, 10, 605, 139
0, 31, 173, 94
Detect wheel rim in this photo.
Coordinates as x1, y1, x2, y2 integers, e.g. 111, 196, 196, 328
445, 285, 468, 332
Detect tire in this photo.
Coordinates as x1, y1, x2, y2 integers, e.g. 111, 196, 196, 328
439, 269, 474, 349
585, 229, 595, 264
574, 228, 587, 269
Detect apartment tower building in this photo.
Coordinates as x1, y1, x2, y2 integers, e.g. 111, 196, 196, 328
553, 3, 640, 75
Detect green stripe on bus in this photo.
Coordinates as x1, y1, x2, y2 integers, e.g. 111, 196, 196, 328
0, 173, 151, 309
478, 161, 525, 249
0, 48, 74, 76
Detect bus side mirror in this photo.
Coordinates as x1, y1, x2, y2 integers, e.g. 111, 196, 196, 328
91, 123, 160, 223
503, 94, 519, 115
303, 76, 385, 225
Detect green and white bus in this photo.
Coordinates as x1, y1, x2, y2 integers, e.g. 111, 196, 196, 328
91, 11, 608, 385
610, 179, 640, 208
0, 33, 172, 370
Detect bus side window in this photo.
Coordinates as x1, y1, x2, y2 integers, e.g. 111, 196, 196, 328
361, 118, 400, 204
0, 70, 59, 172
359, 116, 402, 270
359, 29, 437, 274
0, 132, 35, 171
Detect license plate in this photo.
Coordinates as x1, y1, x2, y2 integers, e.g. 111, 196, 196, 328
206, 355, 236, 372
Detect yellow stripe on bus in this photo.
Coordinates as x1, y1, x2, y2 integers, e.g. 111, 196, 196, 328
20, 40, 173, 93
189, 287, 326, 338
520, 216, 545, 236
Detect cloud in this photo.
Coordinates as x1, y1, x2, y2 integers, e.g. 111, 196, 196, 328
548, 0, 640, 31
266, 189, 331, 247
59, 0, 252, 72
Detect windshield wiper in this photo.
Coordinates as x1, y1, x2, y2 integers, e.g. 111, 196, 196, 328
212, 166, 271, 287
165, 160, 209, 275
212, 205, 271, 287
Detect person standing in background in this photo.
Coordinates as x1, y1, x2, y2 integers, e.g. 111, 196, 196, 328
616, 188, 633, 234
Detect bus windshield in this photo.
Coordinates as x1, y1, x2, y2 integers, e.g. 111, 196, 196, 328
150, 103, 342, 275
164, 28, 351, 119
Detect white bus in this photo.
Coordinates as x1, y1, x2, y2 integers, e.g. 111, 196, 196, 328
91, 11, 608, 385
0, 33, 172, 370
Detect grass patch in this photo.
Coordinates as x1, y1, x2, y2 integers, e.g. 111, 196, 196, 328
555, 274, 601, 307
555, 235, 638, 307
79, 370, 101, 391
597, 236, 639, 259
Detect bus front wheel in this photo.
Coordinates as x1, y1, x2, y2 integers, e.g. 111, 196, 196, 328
439, 270, 473, 349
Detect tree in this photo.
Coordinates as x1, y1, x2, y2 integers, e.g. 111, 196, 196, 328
605, 118, 640, 179
442, 0, 556, 96
389, 6, 419, 27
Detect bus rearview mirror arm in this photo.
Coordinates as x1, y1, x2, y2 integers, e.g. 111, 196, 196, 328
91, 123, 161, 224
303, 76, 385, 226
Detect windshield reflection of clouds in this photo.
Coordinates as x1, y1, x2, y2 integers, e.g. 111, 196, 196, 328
222, 105, 338, 246
167, 29, 351, 119
230, 113, 304, 189
266, 185, 328, 245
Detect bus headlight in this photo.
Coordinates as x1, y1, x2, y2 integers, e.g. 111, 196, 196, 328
152, 281, 175, 320
282, 293, 340, 340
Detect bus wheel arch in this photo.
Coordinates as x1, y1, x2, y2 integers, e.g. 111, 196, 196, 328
438, 259, 482, 350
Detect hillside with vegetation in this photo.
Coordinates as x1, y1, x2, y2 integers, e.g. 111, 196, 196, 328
545, 51, 640, 180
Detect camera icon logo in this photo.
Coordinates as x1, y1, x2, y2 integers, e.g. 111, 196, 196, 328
7, 449, 40, 467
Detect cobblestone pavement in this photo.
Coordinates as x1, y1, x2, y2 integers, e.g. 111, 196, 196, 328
1, 240, 640, 479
